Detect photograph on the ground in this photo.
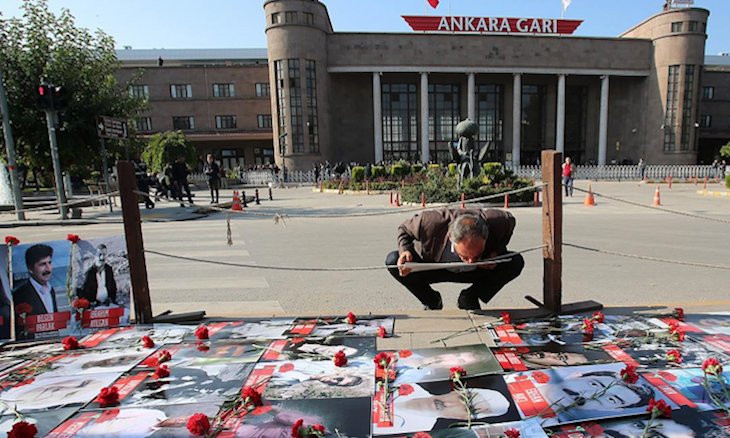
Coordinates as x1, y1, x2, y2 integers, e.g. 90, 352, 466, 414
202, 318, 295, 341
39, 348, 151, 378
492, 344, 616, 371
258, 335, 376, 362
0, 246, 12, 341
80, 324, 192, 349
392, 344, 502, 384
138, 341, 262, 368
0, 407, 78, 437
287, 316, 396, 337
642, 367, 730, 412
487, 318, 614, 347
606, 337, 729, 369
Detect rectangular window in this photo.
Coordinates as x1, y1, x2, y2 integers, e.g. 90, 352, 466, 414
271, 13, 280, 24
274, 60, 286, 154
476, 84, 503, 162
700, 115, 712, 128
521, 84, 547, 164
663, 65, 680, 151
257, 114, 272, 128
428, 84, 461, 164
134, 117, 152, 132
212, 83, 235, 97
255, 83, 270, 97
170, 84, 192, 99
254, 147, 275, 165
680, 65, 695, 151
305, 60, 318, 153
285, 11, 297, 23
382, 83, 418, 162
688, 21, 698, 32
671, 22, 683, 32
703, 86, 715, 99
303, 12, 314, 25
128, 84, 149, 98
289, 58, 304, 153
564, 86, 588, 164
215, 115, 237, 129
172, 116, 194, 130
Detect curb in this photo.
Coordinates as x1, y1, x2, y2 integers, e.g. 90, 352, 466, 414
696, 190, 730, 198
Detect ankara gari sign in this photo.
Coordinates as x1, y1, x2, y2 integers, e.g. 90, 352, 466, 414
402, 16, 583, 35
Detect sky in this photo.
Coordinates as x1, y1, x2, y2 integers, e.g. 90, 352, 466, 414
2, 0, 728, 56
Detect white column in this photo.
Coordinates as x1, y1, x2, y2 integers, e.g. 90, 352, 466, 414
467, 72, 476, 121
556, 74, 566, 154
372, 72, 383, 163
420, 72, 429, 163
512, 73, 521, 167
598, 75, 609, 166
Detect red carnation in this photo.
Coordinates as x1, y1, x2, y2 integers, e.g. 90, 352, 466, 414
157, 350, 172, 364
142, 335, 155, 348
291, 418, 304, 437
66, 234, 81, 244
196, 342, 210, 352
62, 336, 80, 351
72, 298, 90, 309
505, 429, 521, 438
620, 364, 639, 384
413, 433, 432, 438
186, 413, 210, 436
374, 352, 391, 370
96, 386, 119, 407
14, 302, 32, 316
450, 366, 466, 380
703, 357, 723, 376
398, 383, 414, 396
667, 320, 680, 334
666, 349, 682, 363
592, 311, 605, 323
4, 236, 19, 246
8, 421, 37, 438
346, 312, 357, 324
153, 364, 170, 379
581, 318, 594, 335
333, 350, 347, 367
311, 424, 325, 434
377, 326, 387, 338
195, 325, 209, 340
647, 398, 672, 418
398, 349, 413, 358
500, 312, 511, 324
242, 386, 263, 407
673, 308, 685, 321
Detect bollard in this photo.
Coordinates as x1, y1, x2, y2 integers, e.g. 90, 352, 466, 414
533, 190, 540, 207
242, 191, 248, 208
668, 175, 672, 190
503, 193, 510, 209
703, 176, 708, 190
268, 187, 273, 201
395, 192, 401, 207
390, 192, 393, 205
319, 181, 324, 193
255, 189, 261, 205
460, 193, 465, 209
366, 180, 370, 195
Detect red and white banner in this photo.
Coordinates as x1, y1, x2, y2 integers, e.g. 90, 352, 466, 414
403, 16, 582, 35
24, 311, 72, 334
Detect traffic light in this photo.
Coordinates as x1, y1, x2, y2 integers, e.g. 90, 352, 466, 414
36, 83, 69, 111
52, 86, 69, 110
36, 84, 53, 110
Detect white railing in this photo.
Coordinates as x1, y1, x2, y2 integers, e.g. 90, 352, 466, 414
512, 165, 723, 181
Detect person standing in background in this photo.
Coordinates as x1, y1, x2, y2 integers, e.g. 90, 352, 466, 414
203, 154, 220, 204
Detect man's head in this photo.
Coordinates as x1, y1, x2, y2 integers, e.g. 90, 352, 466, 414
207, 154, 214, 163
448, 213, 488, 263
95, 244, 108, 267
521, 351, 589, 368
401, 386, 509, 419
603, 418, 694, 438
25, 244, 53, 286
314, 374, 363, 387
544, 371, 654, 414
565, 157, 572, 164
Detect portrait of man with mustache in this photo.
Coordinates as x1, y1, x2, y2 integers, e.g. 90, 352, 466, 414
13, 244, 59, 315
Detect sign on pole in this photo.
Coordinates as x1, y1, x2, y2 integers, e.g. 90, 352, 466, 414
96, 116, 128, 139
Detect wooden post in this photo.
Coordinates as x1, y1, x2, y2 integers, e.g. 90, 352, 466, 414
117, 160, 153, 324
542, 150, 562, 313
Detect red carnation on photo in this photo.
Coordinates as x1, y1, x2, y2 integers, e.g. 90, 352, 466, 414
666, 349, 682, 364
377, 326, 387, 338
675, 331, 685, 342
153, 364, 170, 379
311, 424, 325, 434
667, 320, 680, 334
673, 308, 685, 321
157, 350, 172, 364
8, 421, 37, 438
14, 302, 32, 317
398, 383, 414, 396
196, 342, 210, 352
291, 418, 304, 437
620, 364, 639, 384
66, 234, 81, 244
647, 398, 672, 418
186, 413, 210, 436
373, 352, 391, 370
591, 311, 605, 323
72, 298, 90, 309
504, 429, 521, 438
398, 349, 413, 358
62, 336, 80, 350
96, 386, 119, 407
142, 335, 155, 348
532, 371, 551, 384
499, 312, 511, 324
279, 363, 295, 373
346, 312, 357, 324
333, 350, 347, 367
195, 325, 209, 340
242, 386, 263, 407
413, 433, 432, 438
581, 318, 594, 335
703, 357, 723, 376
450, 366, 466, 380
4, 236, 19, 246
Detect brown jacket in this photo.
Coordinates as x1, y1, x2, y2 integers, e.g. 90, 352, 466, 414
397, 208, 516, 262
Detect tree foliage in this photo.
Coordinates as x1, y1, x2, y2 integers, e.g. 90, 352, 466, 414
142, 131, 196, 173
0, 0, 146, 182
720, 142, 730, 160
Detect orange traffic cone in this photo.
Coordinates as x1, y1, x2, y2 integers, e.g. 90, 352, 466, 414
653, 185, 661, 206
231, 190, 242, 211
395, 192, 401, 207
584, 184, 596, 207
389, 192, 393, 205
503, 194, 509, 209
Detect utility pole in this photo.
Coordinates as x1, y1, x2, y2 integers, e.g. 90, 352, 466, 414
0, 68, 25, 220
44, 109, 68, 219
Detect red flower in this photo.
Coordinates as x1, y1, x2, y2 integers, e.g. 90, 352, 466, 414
142, 335, 155, 348
647, 398, 672, 418
673, 308, 685, 321
703, 357, 724, 376
153, 365, 170, 379
72, 298, 90, 309
620, 364, 639, 384
279, 363, 295, 373
398, 384, 414, 396
581, 318, 594, 335
374, 352, 391, 370
592, 311, 605, 323
377, 326, 387, 338
242, 386, 263, 407
311, 424, 326, 434
195, 325, 209, 340
398, 349, 413, 358
157, 350, 172, 364
450, 366, 466, 380
96, 386, 119, 407
666, 349, 682, 363
333, 350, 347, 367
674, 330, 686, 342
4, 236, 19, 246
14, 302, 32, 316
504, 429, 521, 438
291, 418, 304, 437
500, 312, 511, 324
186, 413, 210, 436
62, 336, 80, 350
413, 433, 432, 438
667, 320, 680, 335
8, 421, 37, 438
346, 312, 357, 324
196, 342, 210, 352
66, 234, 81, 244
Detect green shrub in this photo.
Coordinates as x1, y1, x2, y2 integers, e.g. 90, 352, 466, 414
428, 164, 441, 172
482, 162, 503, 177
142, 131, 196, 173
371, 166, 386, 179
411, 164, 423, 174
351, 166, 365, 182
391, 163, 410, 178
726, 174, 730, 189
720, 142, 730, 160
448, 163, 458, 176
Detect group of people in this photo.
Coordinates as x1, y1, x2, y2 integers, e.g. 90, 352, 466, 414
132, 155, 200, 208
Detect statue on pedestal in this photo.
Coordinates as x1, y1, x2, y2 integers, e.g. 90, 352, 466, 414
450, 119, 491, 188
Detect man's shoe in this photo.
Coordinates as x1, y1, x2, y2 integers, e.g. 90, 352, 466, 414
457, 291, 481, 311
424, 293, 443, 310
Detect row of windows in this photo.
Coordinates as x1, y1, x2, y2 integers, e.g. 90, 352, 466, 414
128, 83, 270, 99
133, 114, 272, 131
271, 11, 314, 25
274, 59, 319, 154
670, 20, 705, 33
702, 86, 715, 99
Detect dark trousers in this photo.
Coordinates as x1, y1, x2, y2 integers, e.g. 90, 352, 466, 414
385, 250, 524, 307
174, 179, 193, 204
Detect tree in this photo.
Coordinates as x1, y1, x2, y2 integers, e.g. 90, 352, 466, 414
142, 131, 197, 173
0, 0, 146, 183
720, 142, 730, 161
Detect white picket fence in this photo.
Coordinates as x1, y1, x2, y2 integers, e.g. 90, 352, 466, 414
512, 165, 723, 181
191, 169, 319, 185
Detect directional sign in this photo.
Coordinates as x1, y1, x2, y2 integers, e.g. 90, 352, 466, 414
96, 116, 128, 139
